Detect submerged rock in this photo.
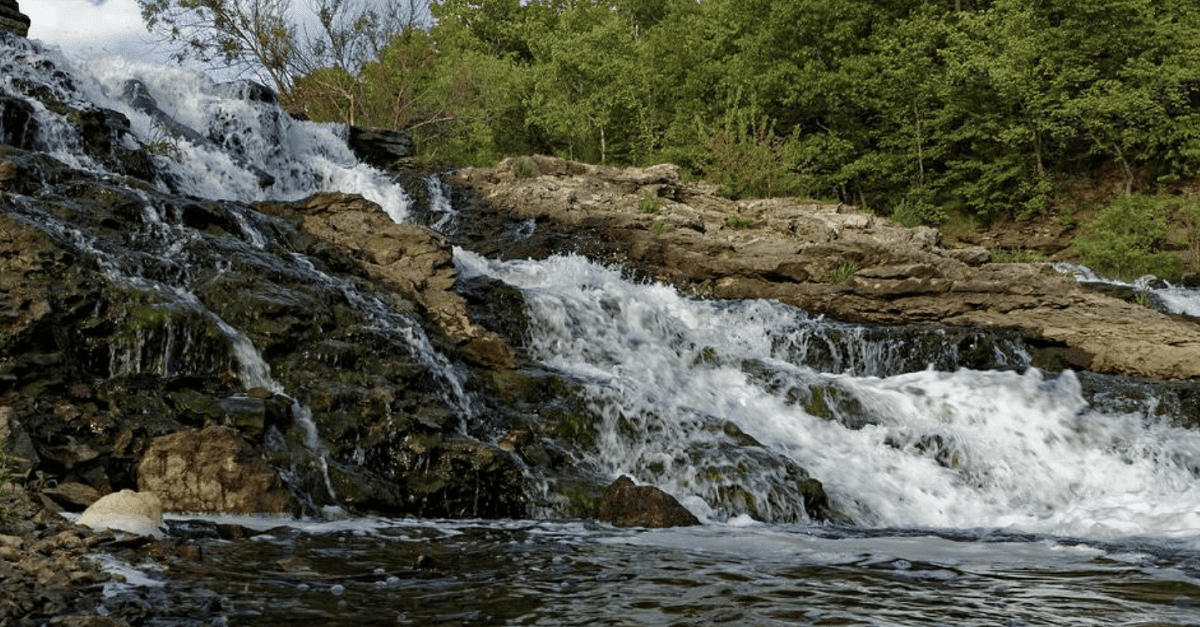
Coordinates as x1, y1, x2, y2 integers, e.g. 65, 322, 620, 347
600, 476, 701, 528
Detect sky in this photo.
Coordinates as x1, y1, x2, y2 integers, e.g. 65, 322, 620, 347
24, 0, 167, 65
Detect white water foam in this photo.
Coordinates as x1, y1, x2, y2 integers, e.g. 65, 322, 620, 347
1054, 262, 1200, 318
0, 35, 412, 221
458, 251, 1200, 541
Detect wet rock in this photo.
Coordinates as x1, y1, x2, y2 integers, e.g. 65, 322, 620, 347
212, 79, 278, 104
599, 475, 701, 528
137, 425, 294, 514
0, 93, 36, 148
265, 192, 515, 368
0, 408, 39, 473
328, 432, 528, 519
348, 126, 413, 168
121, 78, 273, 188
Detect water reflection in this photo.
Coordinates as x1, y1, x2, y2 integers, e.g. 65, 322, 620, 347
100, 519, 1200, 627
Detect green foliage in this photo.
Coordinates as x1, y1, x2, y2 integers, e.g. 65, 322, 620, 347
891, 186, 945, 227
514, 157, 534, 178
652, 220, 670, 235
989, 249, 1046, 263
830, 259, 859, 284
270, 0, 1200, 221
638, 194, 661, 214
698, 108, 804, 200
725, 215, 753, 229
138, 0, 427, 94
1072, 194, 1184, 281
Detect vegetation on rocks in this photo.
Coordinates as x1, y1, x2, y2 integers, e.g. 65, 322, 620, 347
140, 0, 1200, 280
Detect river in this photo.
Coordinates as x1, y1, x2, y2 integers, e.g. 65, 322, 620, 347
7, 35, 1200, 626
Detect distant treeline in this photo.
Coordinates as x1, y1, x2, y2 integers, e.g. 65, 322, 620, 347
287, 0, 1200, 225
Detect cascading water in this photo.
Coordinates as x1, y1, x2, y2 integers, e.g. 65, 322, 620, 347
6, 34, 1200, 626
1055, 261, 1200, 319
457, 251, 1200, 539
1, 37, 484, 513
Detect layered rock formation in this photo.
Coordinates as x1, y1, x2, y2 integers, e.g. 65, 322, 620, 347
447, 155, 1200, 381
0, 0, 29, 38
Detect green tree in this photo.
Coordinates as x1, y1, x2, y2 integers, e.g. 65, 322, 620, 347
138, 0, 428, 94
1072, 195, 1183, 281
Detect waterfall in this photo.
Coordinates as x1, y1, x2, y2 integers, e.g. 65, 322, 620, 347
458, 251, 1200, 539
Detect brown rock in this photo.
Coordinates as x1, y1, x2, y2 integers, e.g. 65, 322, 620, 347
599, 475, 701, 528
264, 192, 515, 369
446, 156, 1200, 380
42, 482, 101, 511
0, 0, 30, 37
137, 425, 293, 514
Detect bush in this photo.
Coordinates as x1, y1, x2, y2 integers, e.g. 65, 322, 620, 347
639, 195, 661, 214
698, 108, 804, 200
1072, 194, 1183, 281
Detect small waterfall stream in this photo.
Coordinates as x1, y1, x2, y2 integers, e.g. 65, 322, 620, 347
5, 34, 1200, 626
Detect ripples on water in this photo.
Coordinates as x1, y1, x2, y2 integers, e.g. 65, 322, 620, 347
96, 517, 1200, 627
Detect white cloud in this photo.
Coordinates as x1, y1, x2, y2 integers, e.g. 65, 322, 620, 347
25, 0, 157, 57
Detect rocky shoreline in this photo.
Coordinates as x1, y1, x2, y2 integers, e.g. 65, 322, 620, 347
445, 155, 1200, 381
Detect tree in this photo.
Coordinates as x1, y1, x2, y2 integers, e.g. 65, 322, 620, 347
137, 0, 429, 94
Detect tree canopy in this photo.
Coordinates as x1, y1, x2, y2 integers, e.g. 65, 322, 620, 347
151, 0, 1200, 224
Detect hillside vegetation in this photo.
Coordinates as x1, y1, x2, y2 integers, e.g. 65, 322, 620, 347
277, 0, 1200, 279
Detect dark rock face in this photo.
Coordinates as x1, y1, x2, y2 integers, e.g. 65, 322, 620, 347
0, 94, 35, 148
0, 142, 530, 519
0, 1, 30, 38
599, 476, 701, 528
348, 126, 413, 168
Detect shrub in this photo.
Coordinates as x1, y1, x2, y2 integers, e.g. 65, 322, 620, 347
1072, 194, 1183, 281
652, 220, 670, 234
830, 259, 859, 283
891, 186, 945, 227
725, 215, 753, 229
514, 157, 535, 178
639, 195, 661, 214
698, 108, 804, 200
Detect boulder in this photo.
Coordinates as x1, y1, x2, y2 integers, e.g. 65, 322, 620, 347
77, 489, 164, 537
348, 126, 413, 168
137, 425, 294, 514
599, 475, 701, 528
0, 0, 30, 38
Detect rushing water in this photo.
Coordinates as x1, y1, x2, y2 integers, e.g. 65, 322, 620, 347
7, 37, 1200, 625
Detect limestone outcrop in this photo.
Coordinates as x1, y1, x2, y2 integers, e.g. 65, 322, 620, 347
0, 0, 29, 37
137, 426, 293, 514
447, 155, 1200, 380
77, 489, 164, 537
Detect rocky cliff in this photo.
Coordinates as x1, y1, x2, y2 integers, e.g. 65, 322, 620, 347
0, 0, 29, 38
446, 155, 1200, 381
